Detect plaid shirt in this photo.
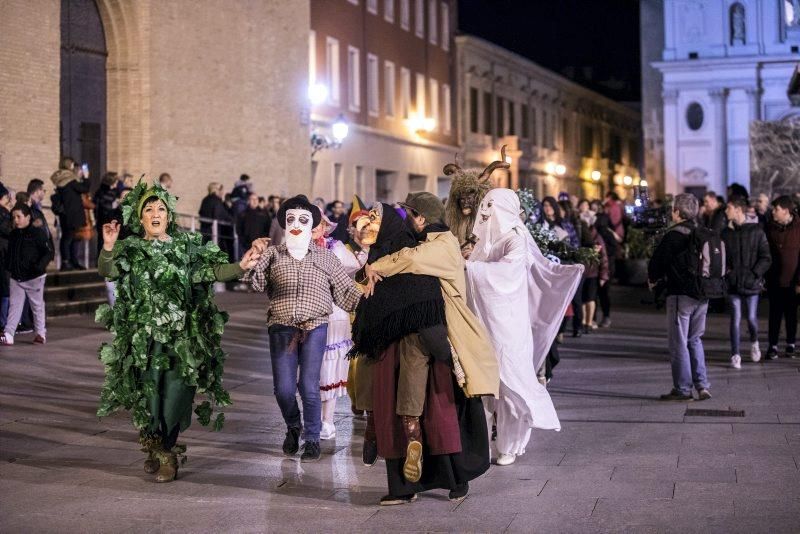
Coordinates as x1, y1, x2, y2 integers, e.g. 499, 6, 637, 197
243, 243, 363, 330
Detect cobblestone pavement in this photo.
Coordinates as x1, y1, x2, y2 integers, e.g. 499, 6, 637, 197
1, 289, 799, 533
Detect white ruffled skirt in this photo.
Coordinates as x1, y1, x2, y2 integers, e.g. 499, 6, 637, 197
320, 306, 352, 401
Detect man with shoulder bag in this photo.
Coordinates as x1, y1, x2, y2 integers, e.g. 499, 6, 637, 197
648, 194, 724, 402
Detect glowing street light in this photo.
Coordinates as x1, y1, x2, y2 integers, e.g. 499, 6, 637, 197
555, 164, 567, 176
623, 175, 633, 186
545, 162, 556, 174
332, 115, 349, 142
308, 83, 329, 106
505, 155, 513, 164
591, 170, 602, 181
639, 179, 648, 188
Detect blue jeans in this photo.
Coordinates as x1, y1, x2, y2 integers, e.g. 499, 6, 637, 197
727, 294, 759, 356
666, 295, 710, 395
268, 323, 328, 442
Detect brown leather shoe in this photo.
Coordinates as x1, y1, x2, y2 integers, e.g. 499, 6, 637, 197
153, 448, 178, 483
402, 416, 423, 483
143, 452, 159, 474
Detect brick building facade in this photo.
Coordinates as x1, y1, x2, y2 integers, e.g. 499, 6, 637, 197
1, 0, 309, 214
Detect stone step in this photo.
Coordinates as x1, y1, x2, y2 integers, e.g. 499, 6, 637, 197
46, 269, 104, 287
45, 298, 108, 318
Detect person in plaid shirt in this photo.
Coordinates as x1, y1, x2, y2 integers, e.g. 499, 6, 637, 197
243, 195, 363, 462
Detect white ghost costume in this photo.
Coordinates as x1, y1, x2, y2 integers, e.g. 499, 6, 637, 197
465, 189, 583, 458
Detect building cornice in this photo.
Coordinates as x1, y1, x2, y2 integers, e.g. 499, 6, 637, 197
652, 54, 800, 72
311, 115, 459, 153
455, 34, 640, 122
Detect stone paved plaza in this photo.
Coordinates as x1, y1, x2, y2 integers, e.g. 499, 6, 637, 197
1, 289, 799, 533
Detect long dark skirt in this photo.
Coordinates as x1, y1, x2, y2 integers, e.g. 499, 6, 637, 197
385, 382, 490, 496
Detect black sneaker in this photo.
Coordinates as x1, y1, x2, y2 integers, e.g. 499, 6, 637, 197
362, 438, 378, 466
786, 345, 796, 359
379, 493, 417, 506
448, 482, 469, 502
300, 441, 321, 462
659, 389, 694, 401
282, 427, 300, 455
766, 346, 779, 360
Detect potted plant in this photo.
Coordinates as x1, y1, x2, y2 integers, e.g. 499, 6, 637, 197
619, 227, 652, 285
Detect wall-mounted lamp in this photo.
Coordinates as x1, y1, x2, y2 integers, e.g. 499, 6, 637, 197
591, 170, 602, 181
311, 114, 349, 157
308, 83, 329, 106
623, 175, 633, 186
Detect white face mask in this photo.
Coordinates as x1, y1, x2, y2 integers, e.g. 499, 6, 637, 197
285, 208, 313, 260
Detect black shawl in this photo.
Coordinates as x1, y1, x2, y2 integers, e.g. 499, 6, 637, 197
350, 204, 446, 359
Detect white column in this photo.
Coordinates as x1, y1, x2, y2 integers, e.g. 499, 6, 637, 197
662, 89, 679, 194
709, 89, 728, 195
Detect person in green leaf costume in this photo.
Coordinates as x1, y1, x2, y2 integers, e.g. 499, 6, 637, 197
95, 181, 262, 482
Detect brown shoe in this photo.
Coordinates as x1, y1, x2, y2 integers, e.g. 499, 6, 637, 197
153, 448, 178, 483
402, 416, 423, 483
139, 434, 161, 474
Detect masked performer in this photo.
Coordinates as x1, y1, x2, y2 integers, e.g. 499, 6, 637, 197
351, 202, 480, 505
311, 206, 366, 440
363, 191, 499, 501
96, 182, 262, 482
464, 188, 583, 466
444, 146, 509, 249
243, 195, 363, 462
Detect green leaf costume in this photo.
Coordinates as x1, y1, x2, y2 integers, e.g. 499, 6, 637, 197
96, 181, 240, 436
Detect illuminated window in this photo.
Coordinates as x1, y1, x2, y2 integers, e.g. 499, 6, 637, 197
384, 0, 394, 22
416, 73, 426, 117
401, 67, 411, 119
442, 84, 451, 134
400, 0, 410, 30
367, 0, 378, 14
415, 0, 424, 38
429, 78, 439, 131
441, 2, 449, 51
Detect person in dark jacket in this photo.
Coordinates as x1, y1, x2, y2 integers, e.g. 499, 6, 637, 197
702, 191, 727, 232
27, 179, 50, 238
199, 182, 234, 259
722, 196, 772, 369
0, 183, 13, 328
236, 193, 271, 251
594, 209, 619, 327
94, 172, 120, 253
648, 193, 711, 402
50, 156, 90, 270
765, 195, 800, 359
0, 203, 53, 345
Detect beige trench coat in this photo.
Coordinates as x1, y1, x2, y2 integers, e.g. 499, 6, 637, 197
370, 231, 500, 398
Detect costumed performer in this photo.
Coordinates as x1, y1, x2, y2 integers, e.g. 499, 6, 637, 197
96, 181, 263, 483
350, 202, 464, 505
363, 191, 499, 502
464, 188, 583, 466
311, 206, 366, 440
243, 195, 363, 462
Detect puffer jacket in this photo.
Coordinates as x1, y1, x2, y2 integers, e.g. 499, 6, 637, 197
6, 225, 53, 282
50, 169, 90, 231
722, 222, 771, 295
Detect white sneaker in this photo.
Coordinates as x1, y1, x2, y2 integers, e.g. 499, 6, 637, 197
750, 342, 761, 363
496, 453, 516, 466
319, 422, 336, 440
0, 333, 13, 346
730, 354, 742, 369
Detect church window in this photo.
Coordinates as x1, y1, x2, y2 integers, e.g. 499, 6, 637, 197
686, 102, 704, 131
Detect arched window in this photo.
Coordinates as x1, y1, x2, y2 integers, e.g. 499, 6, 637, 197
730, 3, 746, 45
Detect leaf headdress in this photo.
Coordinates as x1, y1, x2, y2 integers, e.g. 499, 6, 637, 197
121, 179, 180, 235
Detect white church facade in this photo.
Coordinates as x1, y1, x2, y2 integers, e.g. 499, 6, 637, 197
652, 0, 800, 197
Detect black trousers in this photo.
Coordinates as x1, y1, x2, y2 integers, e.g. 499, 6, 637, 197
768, 287, 798, 347
598, 279, 611, 318
571, 279, 584, 333
59, 231, 81, 268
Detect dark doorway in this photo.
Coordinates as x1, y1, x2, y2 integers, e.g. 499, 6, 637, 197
60, 0, 107, 191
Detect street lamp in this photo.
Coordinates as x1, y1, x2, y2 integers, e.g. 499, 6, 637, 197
591, 170, 602, 181
555, 164, 566, 176
310, 114, 349, 157
308, 83, 329, 106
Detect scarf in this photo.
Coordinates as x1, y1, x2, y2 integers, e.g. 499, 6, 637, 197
351, 204, 446, 359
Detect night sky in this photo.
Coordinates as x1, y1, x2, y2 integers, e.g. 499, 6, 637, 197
458, 0, 641, 103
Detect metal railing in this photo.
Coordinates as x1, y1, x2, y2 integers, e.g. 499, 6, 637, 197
40, 205, 239, 270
